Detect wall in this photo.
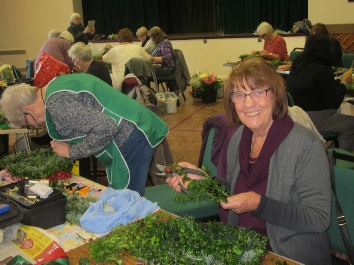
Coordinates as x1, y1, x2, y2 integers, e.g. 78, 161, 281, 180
308, 0, 354, 24
0, 0, 352, 72
0, 0, 76, 69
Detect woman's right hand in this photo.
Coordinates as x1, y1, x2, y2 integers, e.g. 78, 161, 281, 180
342, 69, 353, 84
166, 162, 204, 192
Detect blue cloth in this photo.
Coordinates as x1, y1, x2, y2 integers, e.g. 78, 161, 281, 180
80, 188, 159, 234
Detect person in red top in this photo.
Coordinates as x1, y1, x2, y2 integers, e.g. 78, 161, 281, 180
252, 22, 290, 61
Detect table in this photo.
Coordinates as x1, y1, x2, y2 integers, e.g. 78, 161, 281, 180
0, 127, 32, 153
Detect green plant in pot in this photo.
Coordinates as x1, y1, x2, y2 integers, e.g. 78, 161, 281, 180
189, 72, 223, 103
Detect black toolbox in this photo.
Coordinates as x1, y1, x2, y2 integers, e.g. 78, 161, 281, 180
0, 180, 67, 229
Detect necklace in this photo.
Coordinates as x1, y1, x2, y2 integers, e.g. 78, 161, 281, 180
249, 135, 258, 163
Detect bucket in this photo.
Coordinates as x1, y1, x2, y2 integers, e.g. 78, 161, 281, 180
166, 98, 177, 113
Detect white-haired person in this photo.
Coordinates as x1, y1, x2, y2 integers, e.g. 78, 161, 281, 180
68, 42, 112, 86
67, 13, 95, 44
48, 29, 61, 39
35, 31, 74, 72
136, 26, 154, 53
252, 22, 290, 61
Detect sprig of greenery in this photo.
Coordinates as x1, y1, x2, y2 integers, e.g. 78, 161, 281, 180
0, 149, 73, 179
64, 192, 98, 225
166, 163, 229, 204
89, 211, 269, 264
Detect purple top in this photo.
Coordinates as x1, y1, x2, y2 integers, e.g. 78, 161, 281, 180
150, 38, 175, 71
235, 115, 294, 235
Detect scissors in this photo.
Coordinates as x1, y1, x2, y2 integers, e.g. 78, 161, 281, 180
155, 164, 207, 195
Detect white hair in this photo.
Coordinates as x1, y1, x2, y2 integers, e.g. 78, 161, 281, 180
59, 31, 74, 45
70, 13, 81, 23
48, 29, 61, 39
255, 22, 273, 36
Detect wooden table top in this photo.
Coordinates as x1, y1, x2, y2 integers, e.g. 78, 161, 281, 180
66, 245, 302, 265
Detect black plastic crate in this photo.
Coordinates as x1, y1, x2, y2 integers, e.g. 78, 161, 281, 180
0, 180, 67, 229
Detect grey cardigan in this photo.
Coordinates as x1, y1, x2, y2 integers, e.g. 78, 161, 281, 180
226, 123, 331, 264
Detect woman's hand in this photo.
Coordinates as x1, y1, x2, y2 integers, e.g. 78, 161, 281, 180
50, 140, 70, 158
342, 69, 353, 84
220, 191, 261, 214
278, 64, 291, 71
252, 50, 261, 55
166, 162, 204, 192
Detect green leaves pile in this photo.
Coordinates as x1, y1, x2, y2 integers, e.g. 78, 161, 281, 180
89, 212, 269, 265
65, 192, 98, 225
0, 149, 73, 179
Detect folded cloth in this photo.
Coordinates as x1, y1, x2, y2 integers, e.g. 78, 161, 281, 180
80, 188, 159, 234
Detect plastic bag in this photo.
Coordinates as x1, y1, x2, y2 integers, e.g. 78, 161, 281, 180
34, 53, 70, 88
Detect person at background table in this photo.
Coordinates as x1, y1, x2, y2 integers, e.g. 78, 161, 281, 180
167, 57, 331, 264
67, 13, 95, 44
102, 28, 150, 89
310, 23, 343, 67
147, 26, 179, 92
252, 22, 290, 61
68, 42, 112, 86
136, 26, 154, 53
287, 34, 354, 152
35, 31, 74, 73
48, 29, 61, 39
0, 74, 168, 196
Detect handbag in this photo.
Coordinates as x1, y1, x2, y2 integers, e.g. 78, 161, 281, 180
34, 53, 70, 88
327, 149, 354, 263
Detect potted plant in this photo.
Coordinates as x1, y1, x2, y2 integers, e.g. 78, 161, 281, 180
189, 72, 223, 103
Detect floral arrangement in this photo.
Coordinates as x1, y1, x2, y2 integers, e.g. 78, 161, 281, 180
189, 71, 223, 92
0, 64, 14, 84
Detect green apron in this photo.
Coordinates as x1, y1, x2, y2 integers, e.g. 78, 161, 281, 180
44, 74, 168, 189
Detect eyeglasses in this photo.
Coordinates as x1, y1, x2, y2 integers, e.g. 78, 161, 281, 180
23, 112, 44, 129
258, 34, 266, 42
230, 88, 271, 103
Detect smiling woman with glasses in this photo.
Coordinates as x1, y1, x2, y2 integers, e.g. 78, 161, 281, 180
166, 57, 332, 264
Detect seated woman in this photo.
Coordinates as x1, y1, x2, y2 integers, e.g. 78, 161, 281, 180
147, 26, 179, 92
67, 13, 95, 44
287, 34, 354, 152
167, 58, 331, 264
252, 22, 290, 61
136, 26, 154, 53
103, 28, 150, 89
68, 42, 112, 86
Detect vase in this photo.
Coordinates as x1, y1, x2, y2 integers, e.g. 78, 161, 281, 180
201, 89, 217, 103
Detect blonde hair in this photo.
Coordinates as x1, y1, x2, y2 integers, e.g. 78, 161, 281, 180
59, 31, 74, 45
136, 27, 148, 37
255, 22, 273, 36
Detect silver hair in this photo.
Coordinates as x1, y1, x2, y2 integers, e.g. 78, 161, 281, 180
59, 31, 74, 45
68, 42, 92, 61
0, 84, 38, 128
255, 22, 273, 36
70, 13, 81, 23
136, 26, 148, 37
48, 29, 61, 39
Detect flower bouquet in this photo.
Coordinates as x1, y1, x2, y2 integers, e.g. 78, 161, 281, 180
0, 64, 15, 85
190, 72, 223, 103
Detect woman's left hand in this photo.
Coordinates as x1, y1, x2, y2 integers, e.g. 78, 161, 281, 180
50, 140, 70, 158
220, 191, 261, 214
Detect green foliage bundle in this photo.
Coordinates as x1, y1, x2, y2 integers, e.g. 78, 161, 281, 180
89, 212, 269, 264
92, 54, 112, 71
65, 192, 98, 225
0, 149, 73, 179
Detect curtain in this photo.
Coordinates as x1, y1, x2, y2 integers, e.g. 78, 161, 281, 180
82, 0, 307, 35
